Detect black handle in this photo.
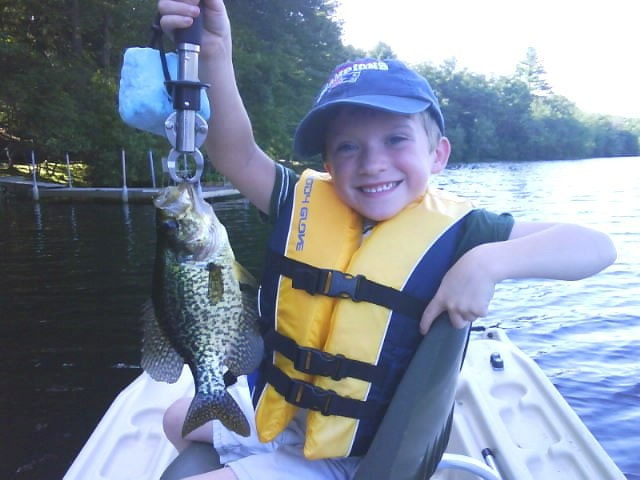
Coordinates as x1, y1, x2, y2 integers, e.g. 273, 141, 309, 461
174, 9, 202, 45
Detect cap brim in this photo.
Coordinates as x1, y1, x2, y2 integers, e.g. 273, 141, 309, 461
293, 95, 431, 159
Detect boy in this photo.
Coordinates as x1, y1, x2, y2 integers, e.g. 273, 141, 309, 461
156, 1, 616, 479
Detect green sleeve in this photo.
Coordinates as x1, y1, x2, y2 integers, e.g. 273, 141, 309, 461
267, 163, 299, 222
453, 209, 514, 262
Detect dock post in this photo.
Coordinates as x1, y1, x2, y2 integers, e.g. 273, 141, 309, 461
121, 149, 129, 203
149, 150, 157, 188
31, 150, 40, 201
65, 153, 73, 187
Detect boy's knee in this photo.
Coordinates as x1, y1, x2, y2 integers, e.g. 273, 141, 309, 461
163, 397, 191, 449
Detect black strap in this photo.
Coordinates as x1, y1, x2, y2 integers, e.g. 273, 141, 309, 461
149, 13, 173, 96
270, 253, 427, 321
265, 364, 385, 419
264, 330, 387, 385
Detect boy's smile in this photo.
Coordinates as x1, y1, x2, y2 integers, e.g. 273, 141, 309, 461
324, 107, 450, 222
359, 181, 400, 194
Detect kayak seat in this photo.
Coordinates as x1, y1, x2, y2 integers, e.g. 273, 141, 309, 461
354, 313, 469, 480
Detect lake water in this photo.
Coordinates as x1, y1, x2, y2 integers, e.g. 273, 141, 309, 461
1, 157, 638, 479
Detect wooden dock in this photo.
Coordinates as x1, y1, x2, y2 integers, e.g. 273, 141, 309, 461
0, 176, 241, 203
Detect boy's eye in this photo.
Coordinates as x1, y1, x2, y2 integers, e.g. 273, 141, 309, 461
387, 135, 408, 146
334, 142, 358, 154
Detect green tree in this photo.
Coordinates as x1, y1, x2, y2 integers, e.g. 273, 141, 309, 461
588, 116, 640, 157
492, 77, 533, 159
368, 42, 396, 60
418, 60, 502, 162
0, 0, 348, 182
516, 47, 553, 97
529, 96, 590, 159
0, 0, 159, 183
227, 0, 348, 166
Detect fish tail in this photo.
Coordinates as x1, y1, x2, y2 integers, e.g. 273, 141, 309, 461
182, 389, 251, 438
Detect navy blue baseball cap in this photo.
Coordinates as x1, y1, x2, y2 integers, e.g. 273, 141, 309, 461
293, 58, 445, 158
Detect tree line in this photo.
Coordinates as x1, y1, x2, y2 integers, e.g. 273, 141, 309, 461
1, 0, 638, 186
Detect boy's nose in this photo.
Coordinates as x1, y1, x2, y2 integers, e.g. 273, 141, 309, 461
358, 146, 387, 175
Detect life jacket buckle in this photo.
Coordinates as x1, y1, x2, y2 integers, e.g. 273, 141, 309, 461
291, 267, 364, 302
285, 378, 336, 416
294, 346, 348, 381
323, 270, 363, 301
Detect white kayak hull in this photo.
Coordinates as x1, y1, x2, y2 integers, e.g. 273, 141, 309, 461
65, 329, 625, 480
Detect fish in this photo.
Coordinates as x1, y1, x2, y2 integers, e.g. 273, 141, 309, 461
141, 182, 263, 437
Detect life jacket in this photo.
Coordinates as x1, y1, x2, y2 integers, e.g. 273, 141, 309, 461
254, 169, 473, 459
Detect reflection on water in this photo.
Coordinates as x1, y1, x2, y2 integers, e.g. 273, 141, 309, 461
1, 157, 639, 479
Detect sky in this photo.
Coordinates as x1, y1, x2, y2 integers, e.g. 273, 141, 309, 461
335, 0, 640, 119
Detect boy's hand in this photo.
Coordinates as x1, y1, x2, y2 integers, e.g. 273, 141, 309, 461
419, 245, 497, 334
158, 0, 231, 57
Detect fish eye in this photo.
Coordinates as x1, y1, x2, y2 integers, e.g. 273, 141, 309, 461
160, 219, 180, 233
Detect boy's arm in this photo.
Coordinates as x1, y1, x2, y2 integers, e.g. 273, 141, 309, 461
496, 221, 617, 280
159, 0, 275, 213
419, 221, 617, 333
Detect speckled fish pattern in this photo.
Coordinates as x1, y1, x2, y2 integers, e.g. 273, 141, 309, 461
141, 182, 263, 437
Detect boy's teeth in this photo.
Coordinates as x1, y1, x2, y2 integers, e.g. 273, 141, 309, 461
362, 182, 396, 193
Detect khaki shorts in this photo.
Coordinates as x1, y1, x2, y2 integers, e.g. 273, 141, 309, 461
213, 377, 361, 480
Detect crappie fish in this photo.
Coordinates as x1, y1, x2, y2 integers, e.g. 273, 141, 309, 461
141, 182, 263, 437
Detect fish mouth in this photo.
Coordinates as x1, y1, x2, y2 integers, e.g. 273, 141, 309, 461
358, 181, 401, 194
154, 183, 221, 261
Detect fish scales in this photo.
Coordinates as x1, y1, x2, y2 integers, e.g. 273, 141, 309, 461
141, 182, 263, 437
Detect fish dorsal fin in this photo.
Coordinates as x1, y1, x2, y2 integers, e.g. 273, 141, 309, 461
207, 263, 224, 303
233, 261, 258, 290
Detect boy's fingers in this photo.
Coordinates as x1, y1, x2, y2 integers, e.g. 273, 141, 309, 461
448, 312, 470, 329
158, 0, 200, 21
421, 300, 479, 334
160, 14, 194, 32
419, 298, 442, 335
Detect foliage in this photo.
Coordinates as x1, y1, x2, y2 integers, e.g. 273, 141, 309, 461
225, 0, 348, 164
10, 160, 91, 186
416, 52, 639, 163
516, 47, 553, 97
0, 0, 161, 184
368, 42, 396, 60
1, 2, 638, 186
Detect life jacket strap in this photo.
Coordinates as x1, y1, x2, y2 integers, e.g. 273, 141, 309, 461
270, 253, 427, 321
265, 364, 385, 418
264, 330, 388, 385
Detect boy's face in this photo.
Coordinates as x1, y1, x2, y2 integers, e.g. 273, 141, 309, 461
324, 107, 450, 222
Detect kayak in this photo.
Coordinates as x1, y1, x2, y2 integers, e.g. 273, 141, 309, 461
64, 328, 626, 479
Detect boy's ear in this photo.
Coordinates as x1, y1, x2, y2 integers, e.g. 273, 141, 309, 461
430, 137, 451, 174
324, 161, 333, 175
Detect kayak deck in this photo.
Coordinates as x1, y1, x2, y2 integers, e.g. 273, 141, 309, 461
435, 329, 624, 479
64, 369, 193, 480
64, 328, 625, 479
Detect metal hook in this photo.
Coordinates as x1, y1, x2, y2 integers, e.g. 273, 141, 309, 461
165, 148, 205, 184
